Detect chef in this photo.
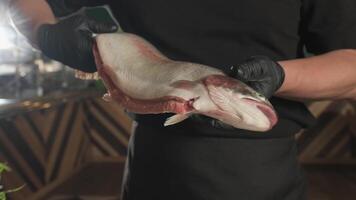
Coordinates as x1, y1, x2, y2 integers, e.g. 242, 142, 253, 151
10, 0, 356, 199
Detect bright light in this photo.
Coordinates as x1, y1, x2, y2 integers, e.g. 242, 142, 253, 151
0, 98, 16, 106
0, 0, 10, 24
0, 18, 35, 63
0, 26, 15, 50
0, 64, 16, 75
0, 1, 33, 51
0, 1, 14, 49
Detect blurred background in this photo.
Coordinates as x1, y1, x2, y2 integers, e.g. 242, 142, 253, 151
0, 2, 356, 200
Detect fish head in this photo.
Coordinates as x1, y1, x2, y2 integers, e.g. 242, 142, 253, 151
200, 75, 278, 132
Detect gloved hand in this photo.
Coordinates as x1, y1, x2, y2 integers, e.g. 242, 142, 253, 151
37, 12, 118, 72
191, 56, 285, 129
229, 56, 285, 99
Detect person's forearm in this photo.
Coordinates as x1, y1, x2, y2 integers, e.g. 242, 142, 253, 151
10, 0, 56, 44
276, 49, 356, 101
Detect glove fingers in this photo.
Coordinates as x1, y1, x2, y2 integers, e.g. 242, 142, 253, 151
74, 32, 97, 72
38, 25, 66, 62
248, 82, 272, 98
38, 24, 97, 73
232, 66, 250, 83
87, 19, 118, 33
235, 59, 264, 81
37, 13, 117, 73
37, 24, 51, 53
73, 18, 101, 72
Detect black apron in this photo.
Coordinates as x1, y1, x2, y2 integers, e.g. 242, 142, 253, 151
109, 0, 315, 198
121, 116, 306, 200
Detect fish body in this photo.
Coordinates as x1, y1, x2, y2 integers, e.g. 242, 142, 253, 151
86, 33, 278, 132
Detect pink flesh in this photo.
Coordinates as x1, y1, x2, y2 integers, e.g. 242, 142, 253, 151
244, 98, 278, 128
257, 105, 278, 128
93, 43, 194, 114
203, 74, 242, 89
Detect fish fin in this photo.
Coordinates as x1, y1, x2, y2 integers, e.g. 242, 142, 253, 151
164, 113, 191, 126
102, 93, 112, 102
208, 86, 233, 110
207, 86, 242, 120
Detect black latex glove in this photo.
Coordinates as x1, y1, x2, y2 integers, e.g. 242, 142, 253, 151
191, 56, 285, 129
37, 13, 118, 72
229, 55, 285, 99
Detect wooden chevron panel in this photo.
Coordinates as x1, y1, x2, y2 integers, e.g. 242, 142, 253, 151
0, 96, 132, 199
1, 95, 355, 199
0, 101, 90, 199
0, 121, 44, 191
298, 100, 356, 164
82, 99, 132, 160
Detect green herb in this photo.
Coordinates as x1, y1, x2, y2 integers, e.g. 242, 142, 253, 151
0, 163, 25, 200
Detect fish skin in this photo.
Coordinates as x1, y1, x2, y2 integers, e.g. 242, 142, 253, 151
78, 33, 278, 132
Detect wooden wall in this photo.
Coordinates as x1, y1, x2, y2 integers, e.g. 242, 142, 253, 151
0, 97, 355, 199
298, 100, 356, 165
0, 97, 132, 199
